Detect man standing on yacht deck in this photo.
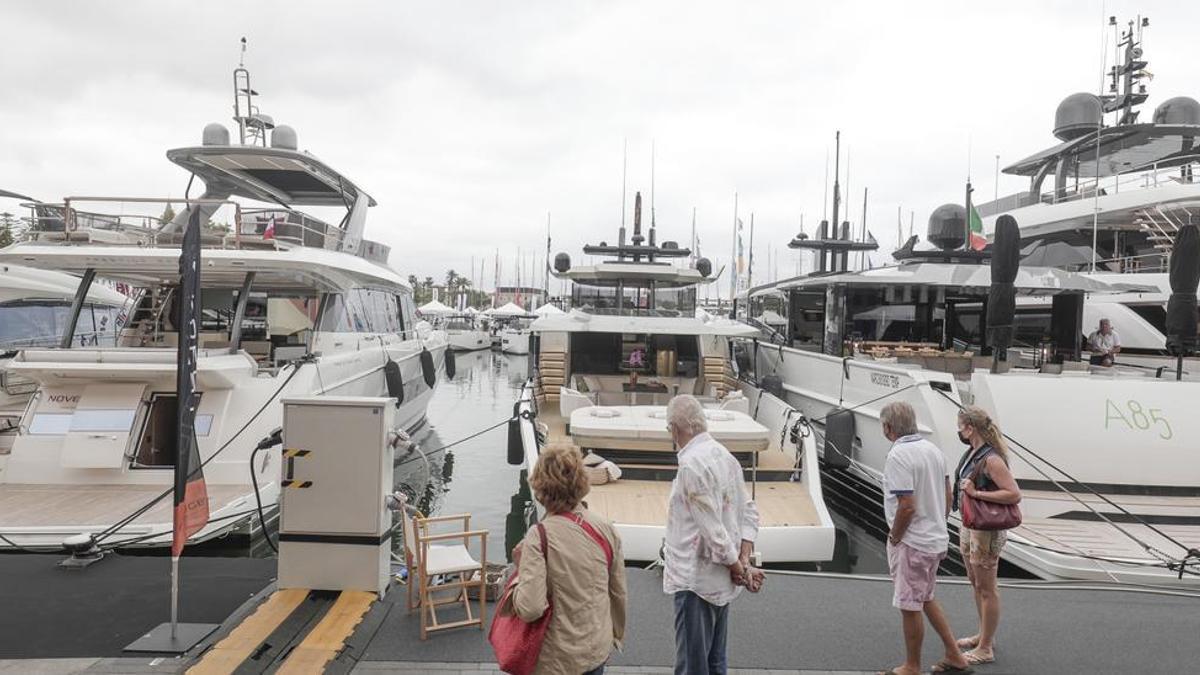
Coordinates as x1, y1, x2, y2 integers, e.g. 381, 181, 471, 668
663, 394, 763, 675
880, 401, 973, 675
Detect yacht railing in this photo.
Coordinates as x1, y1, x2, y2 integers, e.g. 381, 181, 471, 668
238, 208, 343, 250
977, 155, 1200, 217
21, 197, 346, 253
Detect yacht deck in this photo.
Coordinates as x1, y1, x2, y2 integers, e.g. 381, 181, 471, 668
0, 483, 252, 532
536, 406, 820, 529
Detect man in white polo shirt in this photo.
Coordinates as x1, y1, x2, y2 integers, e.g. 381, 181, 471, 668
879, 401, 972, 675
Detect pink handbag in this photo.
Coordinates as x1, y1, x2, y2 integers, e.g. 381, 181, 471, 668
489, 523, 551, 675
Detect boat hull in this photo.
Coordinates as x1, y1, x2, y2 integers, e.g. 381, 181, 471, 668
752, 341, 1200, 585
0, 336, 447, 550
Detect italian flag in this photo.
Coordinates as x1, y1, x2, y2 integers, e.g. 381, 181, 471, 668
968, 205, 987, 250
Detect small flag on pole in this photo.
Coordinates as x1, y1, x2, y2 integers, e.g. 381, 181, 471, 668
968, 205, 987, 251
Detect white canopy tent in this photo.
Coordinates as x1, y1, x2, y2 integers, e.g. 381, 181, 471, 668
486, 302, 532, 317
418, 299, 454, 316
534, 303, 565, 316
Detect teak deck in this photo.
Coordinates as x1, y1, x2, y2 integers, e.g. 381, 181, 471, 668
536, 405, 819, 528
586, 479, 819, 527
0, 483, 249, 528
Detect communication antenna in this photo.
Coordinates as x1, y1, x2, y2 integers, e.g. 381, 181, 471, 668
619, 139, 628, 246
649, 140, 657, 246
232, 37, 273, 147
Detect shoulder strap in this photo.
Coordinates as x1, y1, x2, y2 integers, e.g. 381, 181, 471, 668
557, 513, 614, 567
535, 522, 552, 599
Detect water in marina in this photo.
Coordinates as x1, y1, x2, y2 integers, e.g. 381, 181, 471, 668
204, 349, 890, 573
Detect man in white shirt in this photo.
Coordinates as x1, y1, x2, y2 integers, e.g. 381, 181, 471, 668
880, 401, 972, 675
663, 395, 762, 675
1087, 318, 1121, 366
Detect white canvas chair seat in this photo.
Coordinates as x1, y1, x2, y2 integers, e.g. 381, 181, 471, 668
399, 506, 489, 640
424, 544, 481, 575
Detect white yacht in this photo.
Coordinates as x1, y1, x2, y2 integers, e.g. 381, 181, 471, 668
1, 264, 131, 459
512, 194, 836, 564
975, 17, 1200, 355
743, 218, 1200, 584
0, 61, 448, 550
444, 313, 491, 352
490, 303, 536, 355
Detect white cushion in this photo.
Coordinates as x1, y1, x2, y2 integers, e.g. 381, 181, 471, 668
424, 544, 481, 575
590, 408, 622, 418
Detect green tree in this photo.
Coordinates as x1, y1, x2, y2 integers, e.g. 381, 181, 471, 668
0, 212, 17, 248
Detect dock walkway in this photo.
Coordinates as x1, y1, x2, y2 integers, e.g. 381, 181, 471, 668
2, 554, 1197, 673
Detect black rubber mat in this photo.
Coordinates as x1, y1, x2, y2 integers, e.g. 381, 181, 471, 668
0, 552, 275, 658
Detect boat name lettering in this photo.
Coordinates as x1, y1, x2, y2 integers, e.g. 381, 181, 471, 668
1104, 398, 1172, 440
869, 373, 900, 389
47, 394, 81, 407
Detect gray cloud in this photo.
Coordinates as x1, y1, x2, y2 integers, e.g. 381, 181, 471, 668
3, 0, 1197, 290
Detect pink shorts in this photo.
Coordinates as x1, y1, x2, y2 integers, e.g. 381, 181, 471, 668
887, 541, 944, 611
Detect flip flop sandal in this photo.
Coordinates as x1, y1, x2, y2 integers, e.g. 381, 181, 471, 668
964, 650, 996, 665
931, 662, 975, 674
956, 636, 980, 649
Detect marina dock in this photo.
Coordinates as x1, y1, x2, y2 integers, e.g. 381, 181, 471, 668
2, 553, 1195, 674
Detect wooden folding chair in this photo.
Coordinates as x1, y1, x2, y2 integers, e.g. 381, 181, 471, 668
401, 509, 488, 640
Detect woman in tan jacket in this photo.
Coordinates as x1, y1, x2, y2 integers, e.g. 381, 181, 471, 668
512, 444, 627, 675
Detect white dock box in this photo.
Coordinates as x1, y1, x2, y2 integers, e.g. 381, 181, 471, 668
277, 396, 395, 596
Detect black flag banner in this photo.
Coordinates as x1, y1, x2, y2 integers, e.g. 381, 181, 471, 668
172, 208, 210, 557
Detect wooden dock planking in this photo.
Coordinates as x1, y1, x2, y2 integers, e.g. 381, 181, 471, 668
187, 588, 309, 675
276, 591, 375, 674
0, 483, 249, 528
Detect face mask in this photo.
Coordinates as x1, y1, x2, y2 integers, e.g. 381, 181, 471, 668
958, 431, 972, 445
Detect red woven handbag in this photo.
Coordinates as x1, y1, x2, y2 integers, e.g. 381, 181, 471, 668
961, 462, 1022, 531
489, 523, 551, 675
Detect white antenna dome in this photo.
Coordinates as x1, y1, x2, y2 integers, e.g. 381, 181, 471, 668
202, 123, 230, 146
271, 125, 298, 150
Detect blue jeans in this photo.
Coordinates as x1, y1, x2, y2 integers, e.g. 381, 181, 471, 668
674, 591, 728, 675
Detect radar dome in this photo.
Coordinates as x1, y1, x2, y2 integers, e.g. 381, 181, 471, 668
1054, 93, 1103, 141
271, 125, 298, 150
1153, 96, 1200, 125
928, 204, 966, 251
202, 123, 230, 146
553, 252, 571, 273
696, 257, 712, 278
662, 240, 678, 250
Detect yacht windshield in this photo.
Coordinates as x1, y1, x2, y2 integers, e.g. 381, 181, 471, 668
0, 300, 122, 348
571, 280, 696, 317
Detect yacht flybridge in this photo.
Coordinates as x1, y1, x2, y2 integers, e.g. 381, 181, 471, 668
0, 58, 448, 550
975, 16, 1200, 352
742, 215, 1200, 584
513, 193, 836, 564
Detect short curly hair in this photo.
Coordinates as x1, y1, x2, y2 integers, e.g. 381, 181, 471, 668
529, 443, 589, 514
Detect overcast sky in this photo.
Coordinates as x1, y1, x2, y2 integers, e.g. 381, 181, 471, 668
3, 1, 1199, 293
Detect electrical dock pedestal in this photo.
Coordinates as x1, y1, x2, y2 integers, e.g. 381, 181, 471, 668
277, 396, 396, 597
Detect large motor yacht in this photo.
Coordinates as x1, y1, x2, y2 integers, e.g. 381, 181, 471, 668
1, 264, 131, 459
742, 211, 1200, 584
512, 194, 836, 564
975, 16, 1200, 355
0, 61, 448, 550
